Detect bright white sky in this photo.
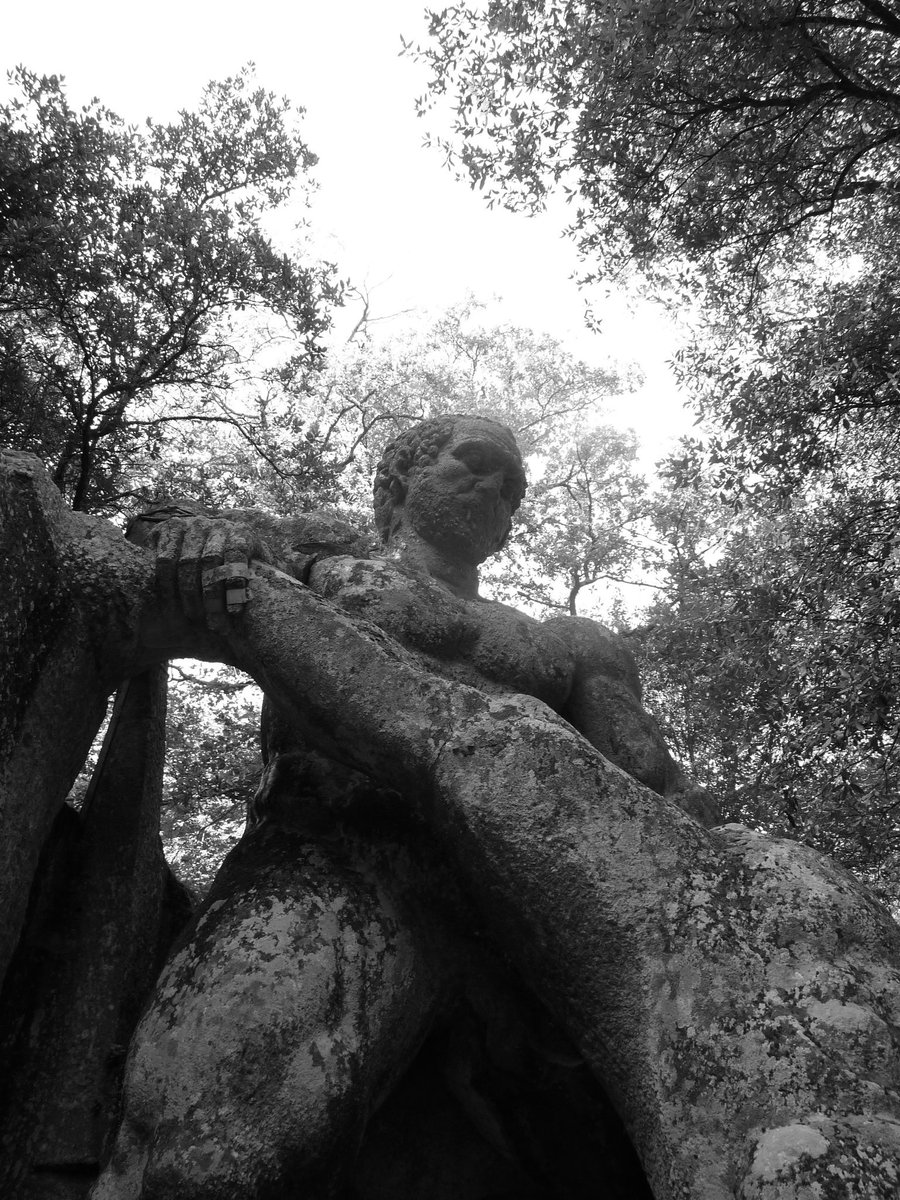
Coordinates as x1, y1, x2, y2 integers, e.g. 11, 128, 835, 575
3, 0, 693, 459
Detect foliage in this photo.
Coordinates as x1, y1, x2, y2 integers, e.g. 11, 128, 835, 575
415, 0, 900, 284
414, 0, 900, 502
311, 299, 632, 471
0, 65, 339, 512
258, 300, 647, 616
161, 663, 261, 893
491, 422, 647, 615
632, 442, 900, 904
644, 242, 900, 904
676, 261, 900, 495
415, 0, 900, 513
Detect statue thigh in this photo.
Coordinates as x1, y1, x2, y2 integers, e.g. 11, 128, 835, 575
91, 824, 447, 1200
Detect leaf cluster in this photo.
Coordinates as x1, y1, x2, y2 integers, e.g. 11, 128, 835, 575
417, 1, 900, 284
0, 66, 339, 512
634, 442, 900, 903
161, 663, 262, 893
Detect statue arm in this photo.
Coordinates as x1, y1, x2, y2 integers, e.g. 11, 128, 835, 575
127, 503, 372, 627
129, 501, 370, 571
217, 508, 372, 583
545, 615, 718, 825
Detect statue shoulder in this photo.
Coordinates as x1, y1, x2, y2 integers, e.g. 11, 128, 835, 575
541, 615, 642, 696
308, 554, 479, 657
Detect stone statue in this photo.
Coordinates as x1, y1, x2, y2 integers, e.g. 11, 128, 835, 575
91, 415, 708, 1198
4, 439, 900, 1200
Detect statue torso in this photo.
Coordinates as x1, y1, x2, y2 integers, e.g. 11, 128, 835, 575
307, 554, 575, 710
258, 550, 578, 800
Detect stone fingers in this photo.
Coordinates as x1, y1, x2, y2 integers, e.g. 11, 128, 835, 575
136, 509, 286, 650
157, 517, 266, 631
179, 519, 211, 625
201, 524, 279, 627
152, 518, 187, 619
221, 525, 253, 614
200, 523, 229, 621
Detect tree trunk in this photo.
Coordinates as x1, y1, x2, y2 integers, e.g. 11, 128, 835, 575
4, 450, 900, 1199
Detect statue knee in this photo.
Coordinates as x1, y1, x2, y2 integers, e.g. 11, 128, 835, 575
95, 834, 441, 1198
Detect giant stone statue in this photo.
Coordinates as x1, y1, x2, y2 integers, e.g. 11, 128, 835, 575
93, 414, 708, 1198
2, 419, 900, 1200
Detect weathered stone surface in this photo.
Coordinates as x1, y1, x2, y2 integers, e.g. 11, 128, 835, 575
276, 573, 900, 1196
0, 452, 198, 1197
0, 668, 193, 1198
95, 749, 653, 1200
92, 819, 451, 1199
0, 450, 148, 993
92, 552, 900, 1198
6, 442, 900, 1199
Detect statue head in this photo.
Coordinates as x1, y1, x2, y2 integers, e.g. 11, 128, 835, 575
373, 414, 527, 565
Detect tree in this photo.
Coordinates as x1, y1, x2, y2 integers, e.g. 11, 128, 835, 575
415, 0, 900, 283
277, 302, 647, 616
0, 66, 339, 512
160, 664, 262, 894
629, 439, 900, 905
490, 422, 647, 615
414, 0, 900, 502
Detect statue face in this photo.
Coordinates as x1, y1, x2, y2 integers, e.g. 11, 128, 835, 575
402, 420, 525, 565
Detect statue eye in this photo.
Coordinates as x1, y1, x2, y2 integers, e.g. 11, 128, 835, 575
455, 446, 488, 472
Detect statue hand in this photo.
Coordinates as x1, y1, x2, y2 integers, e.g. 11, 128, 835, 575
135, 512, 275, 631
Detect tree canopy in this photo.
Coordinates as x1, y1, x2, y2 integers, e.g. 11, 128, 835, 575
416, 0, 900, 284
627, 443, 900, 904
0, 66, 339, 511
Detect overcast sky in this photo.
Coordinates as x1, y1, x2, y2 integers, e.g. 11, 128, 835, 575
3, 0, 693, 455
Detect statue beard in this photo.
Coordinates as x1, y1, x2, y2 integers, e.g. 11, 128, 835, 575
449, 494, 510, 561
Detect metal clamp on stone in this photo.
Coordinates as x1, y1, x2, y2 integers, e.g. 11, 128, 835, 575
202, 562, 251, 613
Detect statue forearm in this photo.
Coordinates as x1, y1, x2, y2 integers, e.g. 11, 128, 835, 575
542, 614, 718, 825
216, 560, 900, 1200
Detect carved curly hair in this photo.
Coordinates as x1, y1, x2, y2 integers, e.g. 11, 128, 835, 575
372, 414, 526, 543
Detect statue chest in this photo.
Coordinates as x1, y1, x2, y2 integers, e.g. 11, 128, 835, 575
309, 556, 574, 710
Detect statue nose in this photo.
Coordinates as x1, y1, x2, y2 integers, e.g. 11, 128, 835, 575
476, 471, 503, 495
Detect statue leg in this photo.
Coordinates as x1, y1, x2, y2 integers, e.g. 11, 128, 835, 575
91, 824, 450, 1200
